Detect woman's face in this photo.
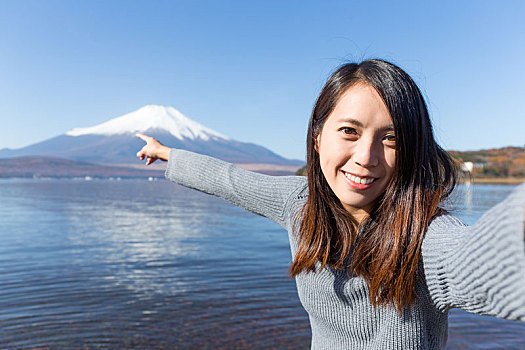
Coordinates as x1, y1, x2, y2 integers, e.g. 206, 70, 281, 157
315, 83, 396, 220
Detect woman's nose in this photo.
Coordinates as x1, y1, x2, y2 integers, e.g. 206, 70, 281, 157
353, 139, 379, 168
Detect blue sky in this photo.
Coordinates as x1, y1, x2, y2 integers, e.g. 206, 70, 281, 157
1, 0, 523, 160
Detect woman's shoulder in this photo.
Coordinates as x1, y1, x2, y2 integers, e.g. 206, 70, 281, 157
275, 175, 308, 194
285, 176, 308, 201
427, 211, 467, 230
282, 176, 308, 208
278, 177, 308, 230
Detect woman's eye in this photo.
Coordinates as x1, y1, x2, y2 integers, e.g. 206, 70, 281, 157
384, 134, 396, 142
340, 127, 357, 135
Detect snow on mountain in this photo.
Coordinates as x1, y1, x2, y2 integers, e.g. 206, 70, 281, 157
66, 105, 229, 141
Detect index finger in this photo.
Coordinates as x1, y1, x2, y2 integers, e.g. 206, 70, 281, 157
136, 133, 151, 143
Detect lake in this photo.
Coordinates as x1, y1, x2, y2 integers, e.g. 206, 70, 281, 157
0, 179, 524, 349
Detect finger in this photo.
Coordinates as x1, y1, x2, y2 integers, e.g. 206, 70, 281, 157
146, 156, 157, 165
136, 133, 150, 143
136, 146, 146, 158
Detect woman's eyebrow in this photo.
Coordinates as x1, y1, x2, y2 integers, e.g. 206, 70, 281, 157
341, 118, 363, 128
337, 118, 364, 127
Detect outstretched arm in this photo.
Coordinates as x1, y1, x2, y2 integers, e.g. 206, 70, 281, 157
422, 183, 525, 321
136, 134, 306, 228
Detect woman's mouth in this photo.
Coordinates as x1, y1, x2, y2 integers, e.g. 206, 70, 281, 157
342, 171, 378, 188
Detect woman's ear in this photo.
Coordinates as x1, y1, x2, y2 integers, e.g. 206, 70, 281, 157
314, 134, 320, 153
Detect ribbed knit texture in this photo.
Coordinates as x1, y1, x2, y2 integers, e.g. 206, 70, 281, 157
165, 149, 525, 349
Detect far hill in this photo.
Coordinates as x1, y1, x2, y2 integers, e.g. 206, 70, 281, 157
449, 146, 525, 178
0, 156, 164, 179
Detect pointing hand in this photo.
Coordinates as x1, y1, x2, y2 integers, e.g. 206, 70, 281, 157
136, 133, 171, 165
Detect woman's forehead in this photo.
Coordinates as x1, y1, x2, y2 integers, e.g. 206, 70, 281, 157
327, 84, 393, 128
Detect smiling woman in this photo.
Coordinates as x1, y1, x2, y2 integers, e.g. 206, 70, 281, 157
136, 59, 525, 349
293, 61, 457, 312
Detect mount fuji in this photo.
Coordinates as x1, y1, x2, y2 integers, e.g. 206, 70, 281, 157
0, 105, 303, 171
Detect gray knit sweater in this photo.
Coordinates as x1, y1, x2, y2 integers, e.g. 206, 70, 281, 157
165, 149, 525, 350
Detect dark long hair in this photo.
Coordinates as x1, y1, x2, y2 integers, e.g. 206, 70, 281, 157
290, 59, 457, 311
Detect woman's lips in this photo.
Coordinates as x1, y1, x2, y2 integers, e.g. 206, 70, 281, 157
341, 171, 378, 189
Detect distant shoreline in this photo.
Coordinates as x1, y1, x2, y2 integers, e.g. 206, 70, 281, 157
459, 177, 525, 184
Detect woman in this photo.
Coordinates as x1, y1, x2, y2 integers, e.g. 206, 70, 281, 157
136, 59, 525, 349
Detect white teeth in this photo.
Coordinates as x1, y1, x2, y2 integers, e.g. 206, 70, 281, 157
344, 172, 375, 185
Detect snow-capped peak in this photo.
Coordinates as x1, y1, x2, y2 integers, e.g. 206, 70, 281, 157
65, 105, 229, 141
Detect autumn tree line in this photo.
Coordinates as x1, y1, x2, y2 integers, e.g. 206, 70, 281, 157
449, 146, 525, 178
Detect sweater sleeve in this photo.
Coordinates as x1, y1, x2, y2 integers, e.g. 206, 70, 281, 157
421, 183, 525, 320
164, 149, 307, 228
